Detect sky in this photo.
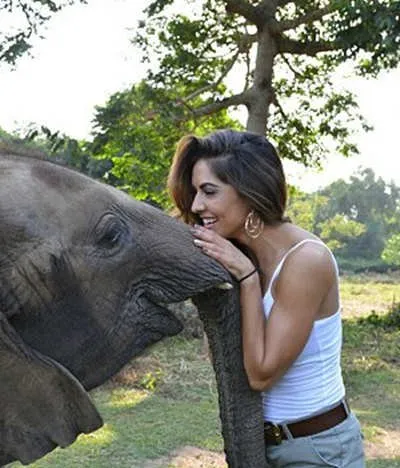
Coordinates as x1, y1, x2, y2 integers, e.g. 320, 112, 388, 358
0, 0, 399, 192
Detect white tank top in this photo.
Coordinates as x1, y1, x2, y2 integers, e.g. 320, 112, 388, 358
262, 239, 345, 423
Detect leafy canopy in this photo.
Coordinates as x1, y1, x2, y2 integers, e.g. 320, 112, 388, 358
382, 234, 400, 265
0, 0, 85, 66
288, 168, 400, 260
133, 0, 400, 164
90, 81, 241, 207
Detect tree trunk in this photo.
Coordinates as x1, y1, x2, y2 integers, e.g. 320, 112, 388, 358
246, 26, 277, 135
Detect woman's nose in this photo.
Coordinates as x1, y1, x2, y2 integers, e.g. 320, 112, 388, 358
191, 193, 205, 213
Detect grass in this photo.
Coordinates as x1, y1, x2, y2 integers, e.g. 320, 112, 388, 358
9, 273, 400, 468
341, 299, 400, 467
340, 271, 400, 318
10, 339, 224, 468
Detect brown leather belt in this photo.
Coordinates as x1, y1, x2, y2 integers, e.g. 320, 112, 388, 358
264, 401, 349, 445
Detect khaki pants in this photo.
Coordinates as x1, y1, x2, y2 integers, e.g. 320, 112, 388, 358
265, 412, 365, 467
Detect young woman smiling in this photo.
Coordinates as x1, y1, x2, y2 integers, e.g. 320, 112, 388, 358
168, 129, 365, 468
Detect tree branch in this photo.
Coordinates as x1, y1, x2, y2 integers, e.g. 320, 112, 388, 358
182, 28, 257, 104
190, 91, 250, 118
280, 53, 302, 78
238, 31, 258, 52
271, 91, 288, 121
277, 36, 338, 55
244, 49, 252, 90
182, 49, 241, 103
258, 0, 280, 9
278, 5, 334, 32
277, 0, 292, 6
224, 0, 260, 24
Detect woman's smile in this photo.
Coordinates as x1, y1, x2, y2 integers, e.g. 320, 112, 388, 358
201, 217, 217, 228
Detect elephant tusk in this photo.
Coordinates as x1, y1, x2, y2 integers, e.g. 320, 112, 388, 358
216, 282, 233, 290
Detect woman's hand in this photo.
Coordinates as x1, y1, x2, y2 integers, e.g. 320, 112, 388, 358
190, 225, 255, 281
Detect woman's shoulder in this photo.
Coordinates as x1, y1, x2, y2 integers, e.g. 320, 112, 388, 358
280, 237, 336, 284
285, 224, 332, 259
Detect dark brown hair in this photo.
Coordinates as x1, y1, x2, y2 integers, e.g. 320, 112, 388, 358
168, 129, 288, 225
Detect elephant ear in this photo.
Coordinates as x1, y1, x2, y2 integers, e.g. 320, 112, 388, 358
0, 312, 103, 466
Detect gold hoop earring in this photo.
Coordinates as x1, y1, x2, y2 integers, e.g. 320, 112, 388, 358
244, 210, 264, 239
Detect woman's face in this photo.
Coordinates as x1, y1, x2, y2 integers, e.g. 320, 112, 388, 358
191, 158, 250, 239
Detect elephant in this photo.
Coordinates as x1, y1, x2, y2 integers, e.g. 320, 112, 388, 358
0, 146, 268, 467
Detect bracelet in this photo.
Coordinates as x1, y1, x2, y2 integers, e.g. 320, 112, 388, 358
237, 267, 258, 283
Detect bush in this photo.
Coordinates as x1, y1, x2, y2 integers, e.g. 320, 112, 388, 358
337, 257, 398, 274
357, 301, 400, 329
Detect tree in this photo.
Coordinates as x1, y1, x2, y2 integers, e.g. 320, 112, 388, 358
287, 189, 366, 254
0, 0, 85, 66
133, 0, 400, 164
318, 168, 400, 259
90, 80, 241, 206
318, 213, 366, 252
286, 189, 328, 232
382, 234, 400, 265
287, 170, 400, 261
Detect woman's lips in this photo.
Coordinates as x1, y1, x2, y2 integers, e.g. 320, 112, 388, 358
202, 218, 217, 228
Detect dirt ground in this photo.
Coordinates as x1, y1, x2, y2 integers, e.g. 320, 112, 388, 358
142, 437, 400, 468
142, 446, 227, 468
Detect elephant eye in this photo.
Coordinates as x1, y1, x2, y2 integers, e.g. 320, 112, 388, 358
95, 214, 128, 251
98, 224, 122, 247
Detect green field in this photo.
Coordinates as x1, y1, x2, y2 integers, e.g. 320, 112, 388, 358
10, 274, 400, 468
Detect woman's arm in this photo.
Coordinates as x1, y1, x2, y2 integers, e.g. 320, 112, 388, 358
190, 226, 335, 392
240, 245, 335, 391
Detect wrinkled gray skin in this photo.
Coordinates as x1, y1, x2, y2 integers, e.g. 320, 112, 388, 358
0, 150, 267, 467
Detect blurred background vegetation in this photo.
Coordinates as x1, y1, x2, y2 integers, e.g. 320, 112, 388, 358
2, 0, 400, 273
3, 122, 400, 274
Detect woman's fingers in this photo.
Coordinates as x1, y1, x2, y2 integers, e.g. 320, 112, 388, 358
193, 238, 219, 255
193, 237, 240, 275
193, 237, 226, 262
191, 225, 254, 278
191, 225, 219, 242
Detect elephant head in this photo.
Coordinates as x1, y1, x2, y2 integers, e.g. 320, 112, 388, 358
0, 149, 267, 467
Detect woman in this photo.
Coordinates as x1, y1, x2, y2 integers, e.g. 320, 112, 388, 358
167, 129, 365, 467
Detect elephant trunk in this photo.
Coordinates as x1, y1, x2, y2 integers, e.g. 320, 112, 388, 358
194, 285, 269, 468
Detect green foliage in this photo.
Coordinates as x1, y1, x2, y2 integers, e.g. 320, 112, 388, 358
90, 80, 241, 207
318, 213, 366, 252
337, 257, 394, 274
20, 125, 109, 179
269, 60, 371, 164
318, 168, 400, 259
132, 0, 400, 165
382, 234, 400, 266
331, 0, 400, 75
357, 301, 400, 329
287, 168, 400, 265
0, 0, 86, 66
138, 369, 163, 391
287, 190, 329, 231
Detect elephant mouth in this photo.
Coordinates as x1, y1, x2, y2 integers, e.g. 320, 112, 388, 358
144, 276, 234, 332
140, 294, 184, 337
76, 277, 231, 390
141, 274, 232, 332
